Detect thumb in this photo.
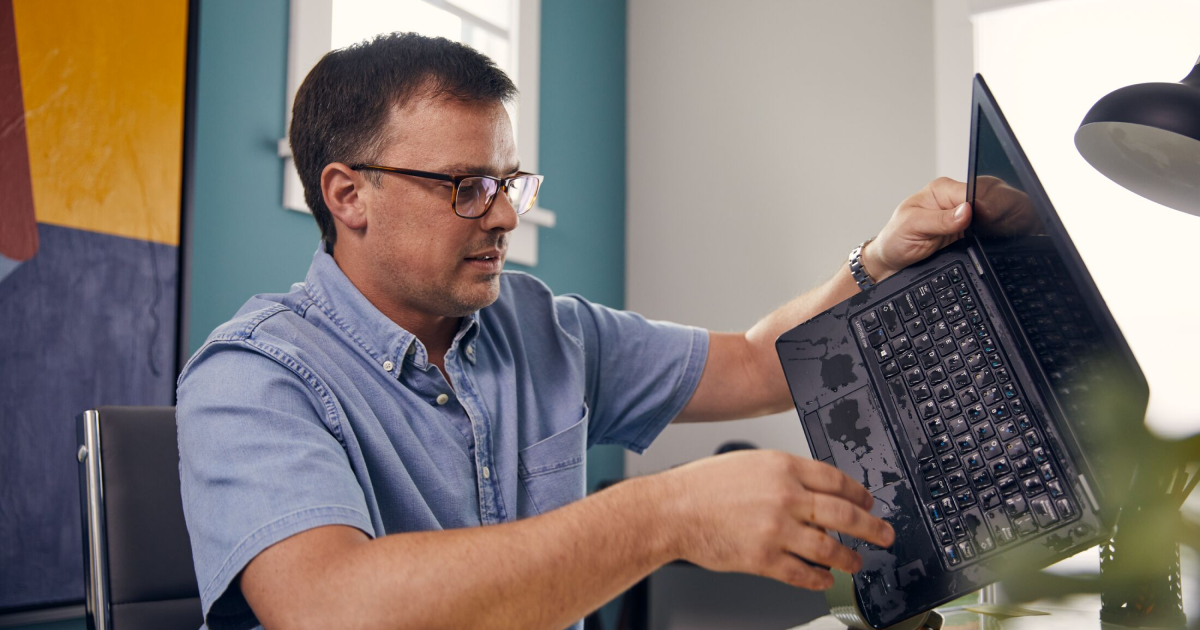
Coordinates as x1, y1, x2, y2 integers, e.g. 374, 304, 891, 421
947, 202, 971, 230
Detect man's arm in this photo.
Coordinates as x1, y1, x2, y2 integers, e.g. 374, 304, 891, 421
242, 450, 894, 630
676, 177, 971, 423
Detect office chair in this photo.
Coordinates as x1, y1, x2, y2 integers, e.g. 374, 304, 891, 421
76, 407, 203, 630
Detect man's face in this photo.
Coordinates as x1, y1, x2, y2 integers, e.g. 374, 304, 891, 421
356, 95, 519, 319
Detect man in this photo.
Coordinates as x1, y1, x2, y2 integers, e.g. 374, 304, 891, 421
177, 33, 970, 630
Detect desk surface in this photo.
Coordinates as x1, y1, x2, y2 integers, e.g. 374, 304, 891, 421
791, 596, 1167, 630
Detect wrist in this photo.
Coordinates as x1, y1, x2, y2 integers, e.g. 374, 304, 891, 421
630, 471, 690, 564
860, 239, 895, 283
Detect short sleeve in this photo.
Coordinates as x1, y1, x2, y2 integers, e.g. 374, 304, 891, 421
554, 295, 709, 453
176, 341, 374, 630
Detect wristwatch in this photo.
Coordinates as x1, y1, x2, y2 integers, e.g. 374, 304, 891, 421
848, 238, 877, 292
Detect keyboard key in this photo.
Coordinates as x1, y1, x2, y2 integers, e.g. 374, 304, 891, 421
928, 502, 945, 522
929, 479, 949, 498
937, 288, 957, 307
997, 421, 1018, 440
1013, 456, 1034, 476
882, 360, 900, 378
926, 366, 947, 384
980, 488, 1001, 509
1004, 493, 1028, 516
989, 354, 1004, 369
940, 399, 961, 418
959, 386, 980, 405
1005, 439, 1028, 459
944, 544, 961, 566
899, 351, 919, 370
1013, 513, 1038, 536
949, 267, 963, 284
1031, 496, 1059, 527
971, 470, 992, 489
932, 433, 953, 453
1023, 476, 1045, 496
930, 320, 950, 340
935, 335, 957, 355
952, 321, 972, 339
881, 301, 903, 336
973, 369, 995, 388
947, 416, 969, 436
967, 352, 986, 371
949, 516, 966, 539
934, 382, 955, 402
921, 460, 940, 479
964, 451, 985, 470
998, 475, 1020, 496
966, 404, 987, 423
1010, 398, 1025, 414
923, 306, 943, 324
892, 334, 911, 352
958, 539, 976, 559
944, 353, 965, 372
986, 509, 1016, 545
947, 471, 968, 489
974, 423, 994, 441
945, 304, 965, 322
962, 509, 994, 553
862, 310, 880, 331
941, 496, 958, 516
920, 350, 940, 369
1040, 463, 1056, 481
1046, 480, 1065, 499
899, 292, 920, 320
925, 417, 946, 436
991, 403, 1010, 421
916, 284, 936, 309
956, 434, 977, 453
991, 457, 1011, 476
937, 523, 954, 545
1032, 447, 1049, 465
912, 383, 932, 402
1055, 498, 1075, 519
959, 336, 979, 354
913, 333, 933, 352
932, 274, 951, 291
1017, 415, 1034, 431
940, 453, 961, 472
951, 370, 972, 389
920, 401, 939, 419
968, 308, 982, 324
995, 367, 1011, 383
905, 367, 924, 386
955, 488, 976, 508
982, 387, 1002, 406
905, 317, 927, 336
1002, 383, 1017, 399
982, 338, 998, 354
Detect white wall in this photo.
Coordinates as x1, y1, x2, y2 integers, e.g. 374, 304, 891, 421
627, 0, 939, 476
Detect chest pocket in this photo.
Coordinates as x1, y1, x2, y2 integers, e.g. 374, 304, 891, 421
517, 406, 588, 517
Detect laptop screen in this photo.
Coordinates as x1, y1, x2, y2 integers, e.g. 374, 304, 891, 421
967, 82, 1147, 495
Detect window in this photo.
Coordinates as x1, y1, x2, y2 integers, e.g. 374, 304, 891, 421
280, 0, 553, 265
972, 0, 1200, 439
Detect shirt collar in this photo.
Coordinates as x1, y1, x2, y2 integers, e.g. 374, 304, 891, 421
302, 243, 482, 375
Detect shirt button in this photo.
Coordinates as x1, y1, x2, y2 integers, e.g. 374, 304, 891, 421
436, 393, 450, 405
466, 345, 475, 357
382, 360, 394, 372
482, 466, 491, 479
406, 345, 416, 356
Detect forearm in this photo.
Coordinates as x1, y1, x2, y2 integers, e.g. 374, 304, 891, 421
251, 475, 677, 630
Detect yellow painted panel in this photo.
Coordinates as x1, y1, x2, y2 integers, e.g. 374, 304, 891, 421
13, 0, 187, 246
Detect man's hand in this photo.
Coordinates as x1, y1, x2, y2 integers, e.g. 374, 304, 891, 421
656, 450, 895, 589
865, 177, 970, 282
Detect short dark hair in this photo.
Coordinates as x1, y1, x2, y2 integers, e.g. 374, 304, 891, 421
289, 32, 518, 246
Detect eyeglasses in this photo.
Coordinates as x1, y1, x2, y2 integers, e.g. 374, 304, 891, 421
350, 164, 544, 219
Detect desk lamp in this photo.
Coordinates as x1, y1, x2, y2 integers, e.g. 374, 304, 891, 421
1075, 55, 1200, 216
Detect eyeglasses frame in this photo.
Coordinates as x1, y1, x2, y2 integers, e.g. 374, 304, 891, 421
349, 164, 544, 219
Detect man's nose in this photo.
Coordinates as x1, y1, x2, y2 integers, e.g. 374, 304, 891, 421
481, 190, 519, 233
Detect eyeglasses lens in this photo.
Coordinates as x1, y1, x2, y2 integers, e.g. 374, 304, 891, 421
455, 177, 500, 218
506, 175, 541, 215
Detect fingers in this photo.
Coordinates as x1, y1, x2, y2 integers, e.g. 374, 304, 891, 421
792, 458, 873, 510
763, 552, 835, 590
793, 491, 895, 548
783, 522, 862, 574
926, 176, 968, 210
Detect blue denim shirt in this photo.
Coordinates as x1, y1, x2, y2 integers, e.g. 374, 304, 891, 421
176, 245, 709, 630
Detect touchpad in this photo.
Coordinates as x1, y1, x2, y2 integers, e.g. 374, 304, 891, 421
816, 386, 905, 492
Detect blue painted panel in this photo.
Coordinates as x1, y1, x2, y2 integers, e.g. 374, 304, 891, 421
0, 224, 177, 610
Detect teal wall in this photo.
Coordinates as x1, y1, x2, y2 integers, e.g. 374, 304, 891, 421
9, 1, 626, 628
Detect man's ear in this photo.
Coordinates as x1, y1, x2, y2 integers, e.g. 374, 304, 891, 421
322, 163, 369, 232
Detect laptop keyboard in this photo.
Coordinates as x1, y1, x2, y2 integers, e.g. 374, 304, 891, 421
854, 263, 1078, 571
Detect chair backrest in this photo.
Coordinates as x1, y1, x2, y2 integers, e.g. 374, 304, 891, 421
77, 406, 203, 630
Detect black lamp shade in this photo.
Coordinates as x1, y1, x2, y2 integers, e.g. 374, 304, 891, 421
1075, 60, 1200, 217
